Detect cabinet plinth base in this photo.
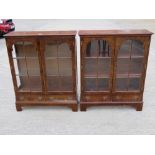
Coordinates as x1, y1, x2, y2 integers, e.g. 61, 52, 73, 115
16, 104, 22, 112
80, 101, 143, 111
16, 101, 78, 112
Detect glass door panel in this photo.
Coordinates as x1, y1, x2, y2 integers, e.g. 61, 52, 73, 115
84, 39, 112, 91
13, 41, 42, 92
115, 39, 144, 91
45, 41, 73, 91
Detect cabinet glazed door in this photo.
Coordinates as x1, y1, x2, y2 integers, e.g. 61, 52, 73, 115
43, 39, 74, 92
82, 38, 114, 93
114, 37, 145, 92
12, 41, 42, 93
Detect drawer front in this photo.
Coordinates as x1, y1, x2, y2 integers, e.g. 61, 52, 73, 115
17, 94, 45, 101
46, 95, 74, 101
83, 94, 111, 102
112, 94, 141, 101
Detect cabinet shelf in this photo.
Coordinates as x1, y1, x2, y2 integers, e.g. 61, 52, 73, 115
85, 56, 111, 59
117, 56, 144, 59
116, 74, 142, 78
45, 57, 71, 59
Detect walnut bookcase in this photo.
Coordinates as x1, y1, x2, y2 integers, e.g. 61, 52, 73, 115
79, 30, 153, 111
5, 31, 78, 111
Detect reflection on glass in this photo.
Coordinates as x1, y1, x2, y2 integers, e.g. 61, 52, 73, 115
86, 40, 111, 57
131, 40, 144, 56
118, 40, 131, 57
118, 40, 144, 57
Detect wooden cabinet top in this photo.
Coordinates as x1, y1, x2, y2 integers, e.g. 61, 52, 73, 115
5, 31, 77, 37
79, 29, 153, 36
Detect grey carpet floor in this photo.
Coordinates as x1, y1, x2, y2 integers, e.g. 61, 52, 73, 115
0, 19, 155, 134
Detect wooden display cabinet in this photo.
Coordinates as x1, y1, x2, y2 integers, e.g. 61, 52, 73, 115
79, 30, 153, 111
5, 31, 78, 112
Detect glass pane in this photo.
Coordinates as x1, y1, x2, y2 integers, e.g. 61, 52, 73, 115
128, 77, 140, 90
26, 58, 40, 76
98, 78, 109, 91
59, 58, 72, 76
98, 58, 111, 76
98, 40, 111, 57
85, 40, 111, 57
130, 58, 143, 74
58, 43, 71, 57
13, 58, 27, 75
84, 78, 97, 91
45, 59, 58, 75
131, 40, 144, 56
85, 40, 98, 57
60, 76, 72, 91
117, 58, 130, 74
116, 78, 128, 91
84, 58, 97, 76
24, 42, 38, 57
45, 42, 57, 57
14, 42, 25, 57
16, 76, 30, 92
118, 40, 131, 57
47, 76, 59, 91
29, 76, 42, 91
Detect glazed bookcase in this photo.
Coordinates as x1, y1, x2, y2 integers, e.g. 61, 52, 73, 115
5, 31, 78, 111
79, 30, 153, 111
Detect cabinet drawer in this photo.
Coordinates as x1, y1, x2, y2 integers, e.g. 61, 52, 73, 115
84, 95, 111, 102
47, 95, 74, 101
17, 94, 44, 101
112, 94, 141, 101
30, 95, 45, 101
17, 94, 31, 101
